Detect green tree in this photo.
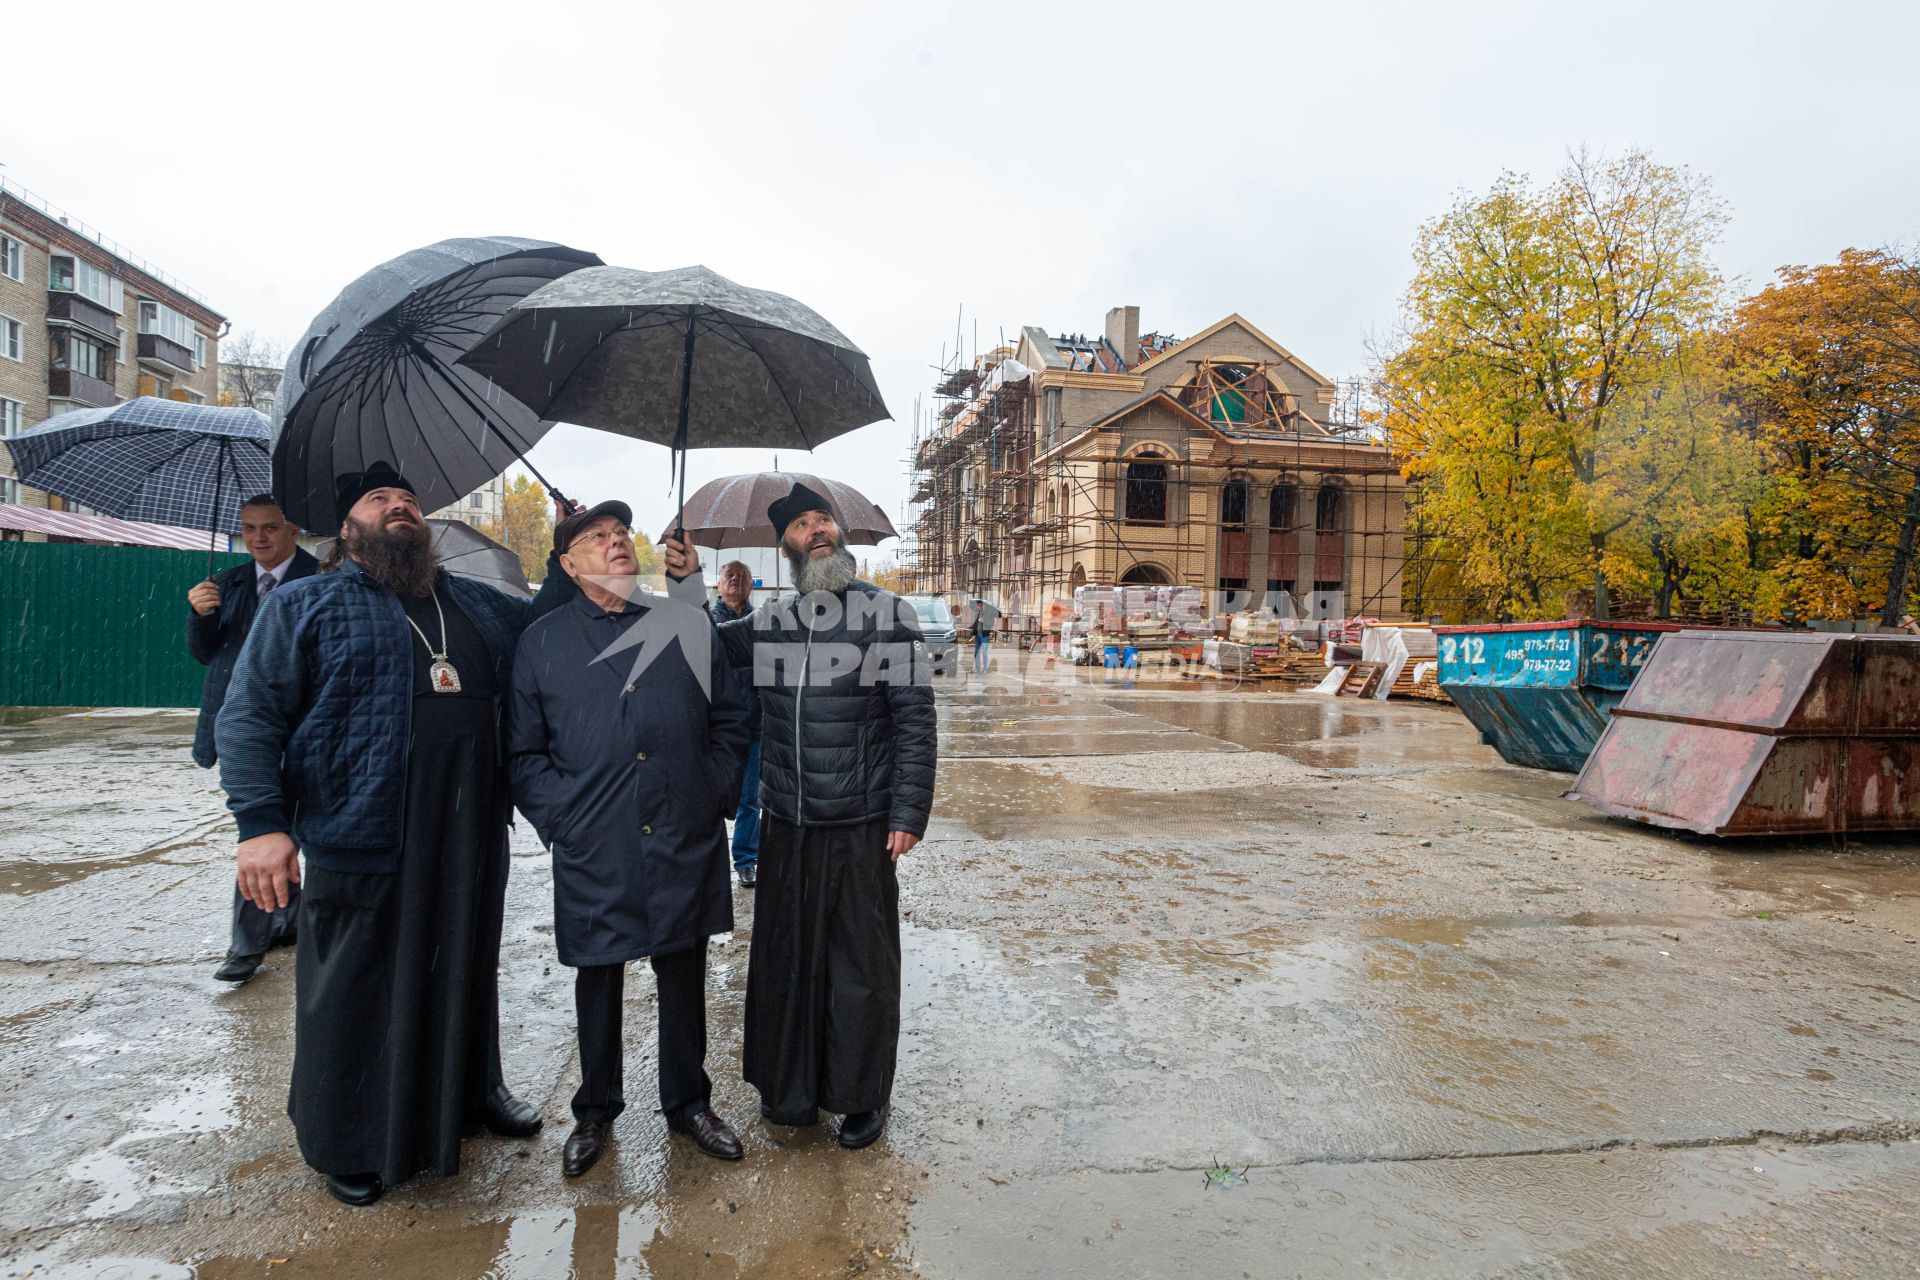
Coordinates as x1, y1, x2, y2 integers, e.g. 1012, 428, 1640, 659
1377, 149, 1728, 619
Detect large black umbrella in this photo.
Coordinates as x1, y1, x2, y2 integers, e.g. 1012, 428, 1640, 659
2, 396, 271, 573
308, 518, 533, 599
456, 264, 889, 531
272, 236, 601, 530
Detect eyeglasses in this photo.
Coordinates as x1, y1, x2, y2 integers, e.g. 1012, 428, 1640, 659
567, 524, 634, 552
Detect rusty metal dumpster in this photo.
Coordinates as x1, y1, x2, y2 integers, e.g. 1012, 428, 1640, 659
1434, 621, 1682, 771
1567, 631, 1920, 835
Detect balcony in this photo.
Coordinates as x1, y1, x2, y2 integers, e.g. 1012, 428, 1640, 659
45, 291, 121, 342
137, 332, 194, 373
48, 369, 115, 407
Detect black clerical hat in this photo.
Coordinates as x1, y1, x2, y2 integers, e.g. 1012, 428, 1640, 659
334, 461, 417, 523
767, 481, 833, 538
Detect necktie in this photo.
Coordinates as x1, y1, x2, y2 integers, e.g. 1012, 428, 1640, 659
258, 573, 277, 598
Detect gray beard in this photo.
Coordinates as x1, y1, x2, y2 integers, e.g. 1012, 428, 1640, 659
789, 545, 857, 595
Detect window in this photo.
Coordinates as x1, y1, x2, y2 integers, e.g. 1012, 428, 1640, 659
48, 255, 125, 311
183, 388, 205, 404
1221, 478, 1248, 527
469, 492, 485, 508
1270, 485, 1296, 530
192, 332, 207, 370
138, 300, 195, 347
65, 332, 111, 380
0, 235, 21, 282
1123, 456, 1169, 525
143, 373, 172, 398
0, 476, 17, 506
0, 314, 20, 361
1316, 485, 1344, 533
0, 398, 20, 437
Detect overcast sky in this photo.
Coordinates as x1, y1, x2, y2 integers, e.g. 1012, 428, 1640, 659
10, 0, 1918, 552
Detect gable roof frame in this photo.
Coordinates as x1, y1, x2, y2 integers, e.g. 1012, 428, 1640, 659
1129, 312, 1336, 391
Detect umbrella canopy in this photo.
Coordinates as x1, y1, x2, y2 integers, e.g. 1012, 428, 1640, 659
2, 397, 269, 543
272, 236, 602, 531
666, 470, 897, 549
457, 264, 890, 526
307, 518, 533, 599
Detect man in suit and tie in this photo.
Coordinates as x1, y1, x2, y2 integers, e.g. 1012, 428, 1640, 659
188, 493, 318, 985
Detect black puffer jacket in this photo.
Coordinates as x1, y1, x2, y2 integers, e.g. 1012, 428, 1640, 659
717, 582, 937, 836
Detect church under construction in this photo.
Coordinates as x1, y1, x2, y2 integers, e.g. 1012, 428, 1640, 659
904, 305, 1409, 643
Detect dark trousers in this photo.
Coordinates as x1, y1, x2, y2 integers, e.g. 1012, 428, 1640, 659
230, 880, 299, 958
572, 941, 710, 1126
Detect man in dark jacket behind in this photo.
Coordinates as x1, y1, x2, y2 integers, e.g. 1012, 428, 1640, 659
186, 494, 317, 985
663, 481, 937, 1150
510, 500, 752, 1176
218, 462, 564, 1208
710, 559, 762, 888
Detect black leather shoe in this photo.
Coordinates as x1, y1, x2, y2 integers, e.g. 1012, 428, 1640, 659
668, 1106, 744, 1160
479, 1084, 543, 1138
736, 865, 757, 888
837, 1107, 887, 1150
213, 952, 262, 983
563, 1119, 610, 1177
324, 1173, 383, 1206
759, 1101, 818, 1127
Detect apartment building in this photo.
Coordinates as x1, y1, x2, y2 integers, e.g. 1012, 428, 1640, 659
0, 179, 225, 515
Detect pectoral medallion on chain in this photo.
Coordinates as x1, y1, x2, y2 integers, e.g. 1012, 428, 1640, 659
429, 659, 463, 693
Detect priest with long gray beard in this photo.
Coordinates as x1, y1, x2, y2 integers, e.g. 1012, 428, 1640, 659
663, 481, 937, 1150
218, 463, 563, 1206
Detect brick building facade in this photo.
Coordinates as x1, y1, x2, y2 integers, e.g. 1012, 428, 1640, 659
0, 181, 224, 518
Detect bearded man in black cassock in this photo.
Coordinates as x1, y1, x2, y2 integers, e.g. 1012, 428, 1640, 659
662, 482, 937, 1150
218, 463, 560, 1206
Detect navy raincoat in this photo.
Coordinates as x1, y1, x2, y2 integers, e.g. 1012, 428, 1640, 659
508, 591, 752, 967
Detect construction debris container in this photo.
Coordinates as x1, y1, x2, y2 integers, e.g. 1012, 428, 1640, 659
1435, 621, 1682, 772
1567, 631, 1920, 835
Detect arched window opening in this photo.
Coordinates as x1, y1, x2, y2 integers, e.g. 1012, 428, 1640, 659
1124, 456, 1169, 525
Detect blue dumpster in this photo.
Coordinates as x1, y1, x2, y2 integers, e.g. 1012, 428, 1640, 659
1434, 621, 1682, 772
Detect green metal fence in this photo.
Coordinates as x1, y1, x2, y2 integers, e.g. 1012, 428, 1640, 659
0, 542, 249, 708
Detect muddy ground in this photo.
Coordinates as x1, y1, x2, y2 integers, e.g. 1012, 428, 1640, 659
4, 665, 1920, 1278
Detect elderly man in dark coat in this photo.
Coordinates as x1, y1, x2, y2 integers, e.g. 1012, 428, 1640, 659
186, 494, 317, 984
220, 463, 568, 1208
663, 480, 937, 1151
509, 499, 753, 1176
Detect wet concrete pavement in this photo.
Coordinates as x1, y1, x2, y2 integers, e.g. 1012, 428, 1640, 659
5, 674, 1920, 1278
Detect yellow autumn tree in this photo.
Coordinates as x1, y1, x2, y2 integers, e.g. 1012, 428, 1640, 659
1377, 150, 1730, 620
477, 475, 555, 585
1730, 247, 1920, 624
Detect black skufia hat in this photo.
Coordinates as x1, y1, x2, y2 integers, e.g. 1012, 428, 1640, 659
334, 461, 417, 523
767, 481, 833, 538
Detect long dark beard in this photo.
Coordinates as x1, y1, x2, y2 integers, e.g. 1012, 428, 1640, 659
343, 513, 439, 597
788, 541, 857, 595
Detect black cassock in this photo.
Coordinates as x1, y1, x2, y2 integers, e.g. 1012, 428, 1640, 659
743, 815, 899, 1121
288, 589, 510, 1183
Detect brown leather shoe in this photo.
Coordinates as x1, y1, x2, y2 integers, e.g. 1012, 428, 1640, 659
667, 1105, 744, 1160
562, 1119, 610, 1177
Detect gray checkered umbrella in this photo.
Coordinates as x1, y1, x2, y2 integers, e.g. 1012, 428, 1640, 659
272, 236, 602, 530
3, 397, 270, 568
456, 264, 890, 532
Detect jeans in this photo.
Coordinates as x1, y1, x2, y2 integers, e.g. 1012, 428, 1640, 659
731, 739, 761, 873
973, 636, 990, 674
